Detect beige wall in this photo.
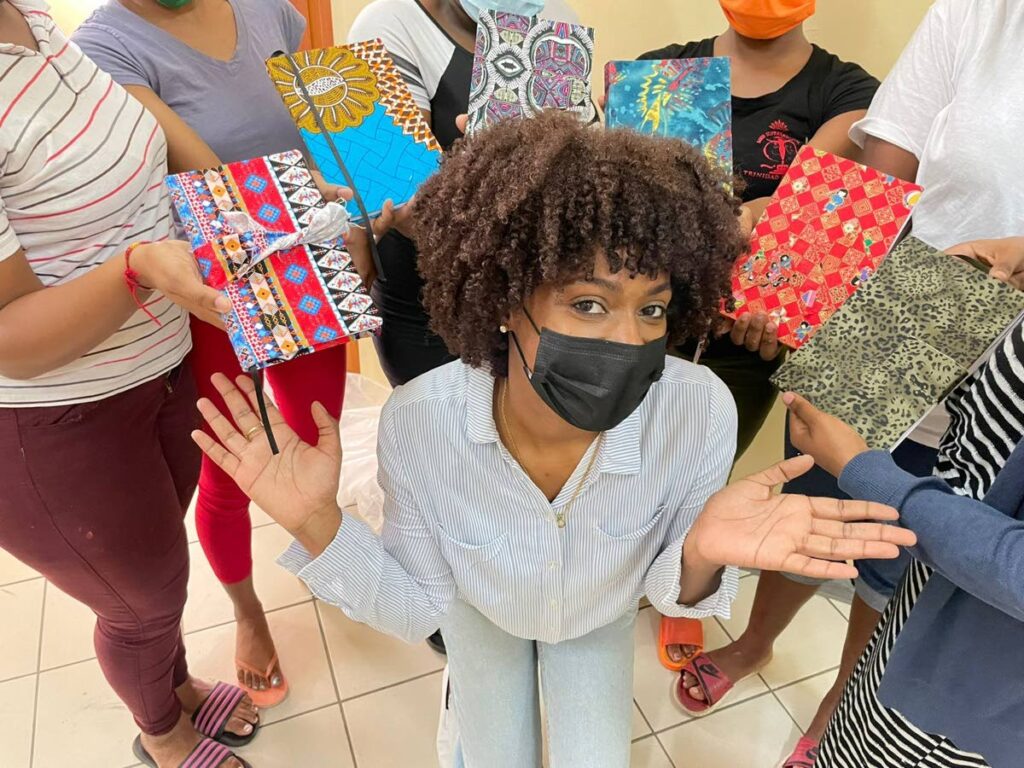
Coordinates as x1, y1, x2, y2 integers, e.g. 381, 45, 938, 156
335, 0, 934, 79
48, 0, 104, 33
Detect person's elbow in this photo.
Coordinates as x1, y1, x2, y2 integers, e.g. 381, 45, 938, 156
0, 349, 55, 380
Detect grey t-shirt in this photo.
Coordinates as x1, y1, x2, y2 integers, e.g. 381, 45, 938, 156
74, 0, 307, 164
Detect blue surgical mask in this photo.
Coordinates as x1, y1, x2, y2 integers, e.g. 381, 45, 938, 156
458, 0, 546, 21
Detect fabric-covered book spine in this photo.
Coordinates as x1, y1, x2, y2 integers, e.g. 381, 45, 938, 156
165, 150, 382, 373
771, 236, 1024, 450
266, 41, 442, 221
604, 57, 732, 177
724, 145, 922, 349
467, 10, 596, 134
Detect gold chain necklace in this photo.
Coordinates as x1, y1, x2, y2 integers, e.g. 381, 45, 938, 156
499, 380, 602, 529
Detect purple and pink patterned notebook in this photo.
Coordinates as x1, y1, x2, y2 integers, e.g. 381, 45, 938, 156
467, 10, 596, 134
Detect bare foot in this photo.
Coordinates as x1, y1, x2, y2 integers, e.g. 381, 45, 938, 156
140, 712, 245, 768
235, 609, 283, 693
177, 677, 259, 739
665, 642, 701, 665
680, 639, 772, 704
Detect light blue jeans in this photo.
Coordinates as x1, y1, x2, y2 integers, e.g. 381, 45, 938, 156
441, 599, 637, 768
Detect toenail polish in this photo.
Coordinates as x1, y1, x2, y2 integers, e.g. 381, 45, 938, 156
245, 724, 253, 733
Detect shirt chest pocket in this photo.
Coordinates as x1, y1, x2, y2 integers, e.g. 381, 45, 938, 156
435, 525, 509, 571
593, 504, 668, 542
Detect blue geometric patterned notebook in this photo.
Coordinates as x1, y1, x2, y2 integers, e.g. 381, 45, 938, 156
267, 41, 442, 221
605, 58, 732, 176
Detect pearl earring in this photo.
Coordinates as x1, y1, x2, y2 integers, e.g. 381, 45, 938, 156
499, 324, 508, 334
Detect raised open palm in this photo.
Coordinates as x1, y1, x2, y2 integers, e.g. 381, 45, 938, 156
192, 374, 342, 535
689, 456, 917, 580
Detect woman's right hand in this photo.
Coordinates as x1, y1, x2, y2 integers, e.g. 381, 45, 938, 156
192, 373, 343, 551
131, 240, 231, 326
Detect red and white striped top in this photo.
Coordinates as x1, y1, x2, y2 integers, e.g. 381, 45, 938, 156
0, 0, 189, 406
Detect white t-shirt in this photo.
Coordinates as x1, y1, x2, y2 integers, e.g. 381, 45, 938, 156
850, 0, 1024, 448
0, 0, 189, 406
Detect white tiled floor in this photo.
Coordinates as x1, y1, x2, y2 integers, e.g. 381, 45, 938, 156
0, 531, 851, 768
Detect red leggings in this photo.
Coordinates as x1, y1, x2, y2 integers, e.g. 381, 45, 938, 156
189, 317, 347, 585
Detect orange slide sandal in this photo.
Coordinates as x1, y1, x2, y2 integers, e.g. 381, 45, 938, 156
658, 616, 704, 672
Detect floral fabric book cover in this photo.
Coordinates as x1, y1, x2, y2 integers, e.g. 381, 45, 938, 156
771, 236, 1024, 450
724, 145, 923, 348
604, 57, 732, 176
467, 10, 596, 134
165, 150, 382, 373
266, 41, 441, 220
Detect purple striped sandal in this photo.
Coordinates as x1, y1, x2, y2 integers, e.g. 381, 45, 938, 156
132, 735, 251, 768
191, 681, 259, 748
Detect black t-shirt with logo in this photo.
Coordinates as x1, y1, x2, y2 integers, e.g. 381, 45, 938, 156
640, 39, 879, 203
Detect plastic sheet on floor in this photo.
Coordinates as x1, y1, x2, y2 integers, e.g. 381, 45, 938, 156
337, 373, 390, 534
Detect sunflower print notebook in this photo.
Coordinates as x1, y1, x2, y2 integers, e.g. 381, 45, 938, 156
723, 145, 923, 349
771, 237, 1024, 449
604, 58, 732, 176
266, 41, 441, 220
467, 10, 596, 134
165, 150, 382, 373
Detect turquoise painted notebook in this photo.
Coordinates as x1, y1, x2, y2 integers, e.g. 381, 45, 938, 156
267, 41, 441, 222
604, 57, 732, 176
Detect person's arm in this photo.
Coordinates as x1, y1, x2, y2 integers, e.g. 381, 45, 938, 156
194, 374, 454, 644
785, 391, 1024, 622
124, 86, 220, 173
849, 0, 966, 176
839, 449, 1024, 623
645, 377, 914, 617
0, 236, 228, 379
645, 378, 739, 616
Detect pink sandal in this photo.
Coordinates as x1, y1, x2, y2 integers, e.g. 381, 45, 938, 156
782, 736, 820, 767
675, 652, 735, 713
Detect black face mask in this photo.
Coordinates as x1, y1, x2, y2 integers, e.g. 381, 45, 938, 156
509, 311, 667, 432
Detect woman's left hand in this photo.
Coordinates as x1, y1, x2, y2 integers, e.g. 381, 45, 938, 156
946, 236, 1024, 291
686, 455, 916, 581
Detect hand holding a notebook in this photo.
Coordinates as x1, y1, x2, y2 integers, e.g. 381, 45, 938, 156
342, 200, 406, 288
728, 312, 783, 361
782, 392, 868, 478
946, 236, 1024, 290
130, 240, 231, 327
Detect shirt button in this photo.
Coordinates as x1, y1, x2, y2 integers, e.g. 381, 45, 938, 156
550, 599, 558, 608
548, 561, 558, 570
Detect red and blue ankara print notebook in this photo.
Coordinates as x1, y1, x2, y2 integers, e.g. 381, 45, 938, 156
165, 150, 382, 374
723, 145, 922, 349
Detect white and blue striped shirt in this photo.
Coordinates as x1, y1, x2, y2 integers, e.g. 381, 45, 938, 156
280, 357, 739, 644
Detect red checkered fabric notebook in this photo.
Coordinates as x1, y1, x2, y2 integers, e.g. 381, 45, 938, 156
724, 145, 922, 348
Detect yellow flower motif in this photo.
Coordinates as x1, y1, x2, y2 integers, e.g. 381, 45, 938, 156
268, 47, 380, 133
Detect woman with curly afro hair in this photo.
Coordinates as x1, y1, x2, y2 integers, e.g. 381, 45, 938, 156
190, 112, 916, 767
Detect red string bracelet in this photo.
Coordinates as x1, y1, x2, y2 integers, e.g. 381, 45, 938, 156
123, 241, 162, 327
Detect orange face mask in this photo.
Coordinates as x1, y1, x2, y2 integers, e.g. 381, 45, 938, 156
719, 0, 816, 40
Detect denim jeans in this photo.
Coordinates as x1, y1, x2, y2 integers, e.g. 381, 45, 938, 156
441, 599, 637, 768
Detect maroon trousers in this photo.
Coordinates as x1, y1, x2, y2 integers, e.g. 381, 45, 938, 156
0, 364, 200, 735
